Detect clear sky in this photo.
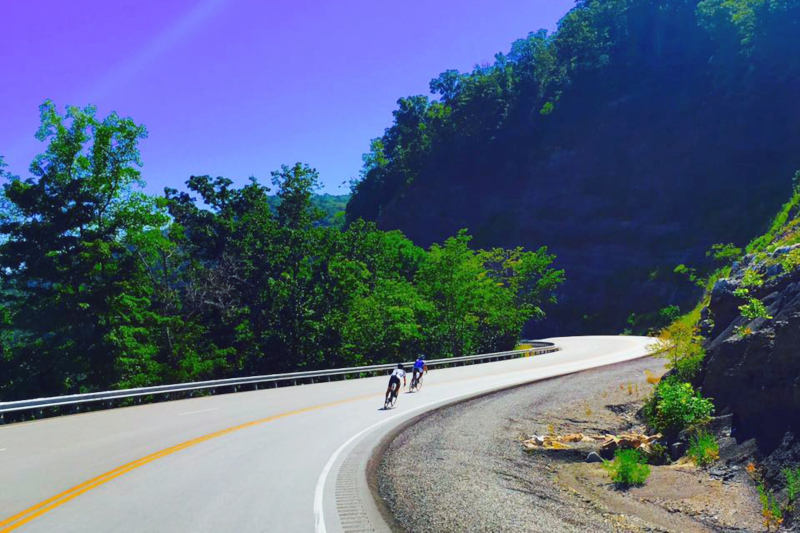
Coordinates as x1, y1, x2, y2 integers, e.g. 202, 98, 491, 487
1, 0, 575, 194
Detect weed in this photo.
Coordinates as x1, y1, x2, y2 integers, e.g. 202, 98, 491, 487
758, 483, 784, 531
687, 431, 719, 467
784, 466, 800, 508
584, 405, 593, 417
547, 423, 555, 436
741, 269, 764, 288
603, 449, 651, 486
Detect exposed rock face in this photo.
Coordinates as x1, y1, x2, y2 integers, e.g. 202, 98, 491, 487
700, 250, 800, 472
373, 109, 797, 336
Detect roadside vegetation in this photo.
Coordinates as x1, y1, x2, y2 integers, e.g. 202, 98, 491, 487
633, 175, 800, 526
686, 431, 719, 467
642, 379, 714, 436
0, 103, 564, 402
603, 449, 650, 486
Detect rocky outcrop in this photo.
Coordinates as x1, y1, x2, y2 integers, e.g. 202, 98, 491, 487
699, 246, 800, 487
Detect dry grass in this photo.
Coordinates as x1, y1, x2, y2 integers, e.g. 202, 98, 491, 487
644, 370, 661, 385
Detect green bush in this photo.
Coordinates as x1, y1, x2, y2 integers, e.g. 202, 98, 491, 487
739, 296, 772, 320
687, 431, 719, 467
603, 449, 651, 486
643, 379, 714, 434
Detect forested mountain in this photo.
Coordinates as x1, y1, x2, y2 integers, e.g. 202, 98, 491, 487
0, 103, 563, 401
266, 193, 349, 229
346, 0, 800, 335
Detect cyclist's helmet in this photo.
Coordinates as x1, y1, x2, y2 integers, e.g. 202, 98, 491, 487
418, 354, 425, 360
397, 363, 405, 371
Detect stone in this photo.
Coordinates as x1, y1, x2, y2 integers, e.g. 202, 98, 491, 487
670, 442, 687, 461
586, 452, 604, 463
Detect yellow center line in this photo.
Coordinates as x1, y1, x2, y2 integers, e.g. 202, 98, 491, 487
0, 392, 377, 532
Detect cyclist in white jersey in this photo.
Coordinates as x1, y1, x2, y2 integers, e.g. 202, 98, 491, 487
386, 363, 407, 404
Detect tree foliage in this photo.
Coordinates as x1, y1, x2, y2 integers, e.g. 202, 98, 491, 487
0, 103, 564, 400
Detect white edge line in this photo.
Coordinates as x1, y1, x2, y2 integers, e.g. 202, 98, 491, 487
178, 407, 219, 416
0, 448, 6, 452
312, 343, 653, 533
313, 392, 468, 533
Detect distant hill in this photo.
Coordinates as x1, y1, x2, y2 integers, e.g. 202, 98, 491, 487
268, 193, 349, 229
346, 0, 800, 336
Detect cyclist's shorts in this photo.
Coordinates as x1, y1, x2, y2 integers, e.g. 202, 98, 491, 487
389, 375, 401, 389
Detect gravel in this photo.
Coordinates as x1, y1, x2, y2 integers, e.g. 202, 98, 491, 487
377, 357, 666, 533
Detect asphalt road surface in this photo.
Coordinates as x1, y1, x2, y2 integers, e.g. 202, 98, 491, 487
0, 336, 653, 533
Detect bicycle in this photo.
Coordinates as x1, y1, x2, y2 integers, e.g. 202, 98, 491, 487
384, 381, 399, 409
409, 372, 423, 392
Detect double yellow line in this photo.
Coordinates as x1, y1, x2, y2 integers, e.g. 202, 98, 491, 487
0, 393, 375, 532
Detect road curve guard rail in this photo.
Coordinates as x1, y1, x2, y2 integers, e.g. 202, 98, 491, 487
0, 341, 558, 420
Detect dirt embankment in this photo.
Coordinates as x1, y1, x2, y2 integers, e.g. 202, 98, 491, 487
377, 357, 762, 532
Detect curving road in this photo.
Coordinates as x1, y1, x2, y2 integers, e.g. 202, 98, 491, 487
0, 336, 653, 533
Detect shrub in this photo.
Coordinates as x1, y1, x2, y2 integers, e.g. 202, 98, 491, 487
643, 379, 714, 434
603, 449, 651, 486
785, 466, 800, 508
707, 243, 742, 263
739, 297, 772, 320
648, 321, 705, 381
781, 248, 800, 273
659, 305, 681, 324
687, 431, 719, 467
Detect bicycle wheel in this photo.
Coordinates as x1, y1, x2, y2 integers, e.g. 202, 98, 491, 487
389, 389, 398, 407
416, 376, 423, 391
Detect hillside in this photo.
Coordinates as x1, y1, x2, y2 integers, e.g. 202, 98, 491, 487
266, 193, 349, 229
346, 0, 800, 335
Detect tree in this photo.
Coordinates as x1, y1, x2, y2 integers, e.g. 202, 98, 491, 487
416, 230, 563, 357
341, 278, 431, 366
0, 102, 169, 398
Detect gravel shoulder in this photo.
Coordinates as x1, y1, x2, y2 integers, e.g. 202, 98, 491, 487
376, 357, 762, 532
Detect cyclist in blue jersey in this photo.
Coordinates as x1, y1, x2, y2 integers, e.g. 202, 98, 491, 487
410, 355, 427, 391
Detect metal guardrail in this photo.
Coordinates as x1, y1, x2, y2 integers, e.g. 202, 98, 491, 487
0, 342, 558, 415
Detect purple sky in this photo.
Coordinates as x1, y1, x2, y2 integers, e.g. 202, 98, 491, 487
2, 0, 575, 194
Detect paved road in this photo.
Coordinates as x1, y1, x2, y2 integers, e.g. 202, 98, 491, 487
0, 336, 653, 532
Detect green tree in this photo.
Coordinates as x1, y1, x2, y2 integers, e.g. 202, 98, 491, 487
416, 230, 563, 357
0, 102, 170, 398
